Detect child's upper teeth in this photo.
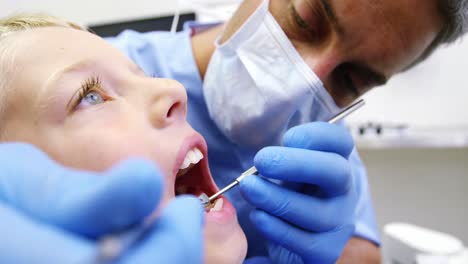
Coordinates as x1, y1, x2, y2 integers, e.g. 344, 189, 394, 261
180, 148, 203, 170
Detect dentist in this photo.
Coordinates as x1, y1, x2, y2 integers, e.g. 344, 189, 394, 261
107, 0, 464, 262
1, 0, 466, 263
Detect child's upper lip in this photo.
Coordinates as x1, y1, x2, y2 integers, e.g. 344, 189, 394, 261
172, 133, 220, 198
173, 133, 208, 179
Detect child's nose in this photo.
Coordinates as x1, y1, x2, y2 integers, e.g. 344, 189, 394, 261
147, 78, 187, 128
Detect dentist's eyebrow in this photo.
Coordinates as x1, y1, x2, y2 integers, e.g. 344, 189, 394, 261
319, 0, 345, 35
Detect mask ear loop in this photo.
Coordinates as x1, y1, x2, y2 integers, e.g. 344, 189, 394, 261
170, 0, 181, 34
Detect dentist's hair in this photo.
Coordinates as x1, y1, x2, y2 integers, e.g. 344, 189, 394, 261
0, 14, 86, 128
439, 0, 468, 43
414, 0, 468, 66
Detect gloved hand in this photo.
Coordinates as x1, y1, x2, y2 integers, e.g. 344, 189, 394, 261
0, 143, 204, 264
239, 122, 357, 264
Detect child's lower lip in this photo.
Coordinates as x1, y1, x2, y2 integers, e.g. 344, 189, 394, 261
204, 197, 236, 224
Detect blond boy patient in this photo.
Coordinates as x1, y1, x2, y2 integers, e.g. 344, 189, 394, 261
0, 15, 247, 263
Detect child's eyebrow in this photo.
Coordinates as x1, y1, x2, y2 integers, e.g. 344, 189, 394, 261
35, 59, 99, 117
45, 59, 144, 89
37, 59, 98, 108
46, 59, 97, 88
129, 63, 146, 76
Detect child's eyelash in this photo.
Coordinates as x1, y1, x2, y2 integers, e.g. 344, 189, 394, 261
67, 76, 102, 112
79, 76, 102, 98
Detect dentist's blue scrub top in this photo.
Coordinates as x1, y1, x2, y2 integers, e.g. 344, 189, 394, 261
106, 24, 380, 257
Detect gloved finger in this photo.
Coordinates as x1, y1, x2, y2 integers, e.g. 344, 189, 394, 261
0, 203, 96, 264
240, 176, 350, 232
118, 196, 204, 264
250, 209, 355, 264
0, 143, 163, 238
254, 147, 352, 196
283, 122, 354, 158
49, 159, 164, 238
243, 257, 272, 264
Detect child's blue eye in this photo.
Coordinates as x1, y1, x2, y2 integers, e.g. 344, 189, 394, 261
83, 91, 104, 105
67, 76, 113, 113
77, 90, 106, 109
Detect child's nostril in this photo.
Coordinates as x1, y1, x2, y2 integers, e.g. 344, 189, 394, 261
167, 102, 180, 118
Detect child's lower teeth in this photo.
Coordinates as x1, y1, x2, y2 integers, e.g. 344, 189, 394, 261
209, 198, 223, 212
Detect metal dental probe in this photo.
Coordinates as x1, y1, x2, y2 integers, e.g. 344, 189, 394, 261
90, 99, 365, 264
199, 98, 366, 208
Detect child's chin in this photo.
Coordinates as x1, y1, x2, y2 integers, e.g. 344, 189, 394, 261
204, 221, 247, 264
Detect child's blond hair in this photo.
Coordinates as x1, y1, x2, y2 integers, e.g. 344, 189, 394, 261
0, 14, 86, 132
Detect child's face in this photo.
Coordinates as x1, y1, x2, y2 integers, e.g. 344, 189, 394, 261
1, 27, 246, 263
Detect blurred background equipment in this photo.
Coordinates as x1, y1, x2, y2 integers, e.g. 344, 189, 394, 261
383, 223, 468, 264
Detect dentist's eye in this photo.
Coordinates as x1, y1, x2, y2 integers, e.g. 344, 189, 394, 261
288, 2, 331, 43
67, 76, 113, 113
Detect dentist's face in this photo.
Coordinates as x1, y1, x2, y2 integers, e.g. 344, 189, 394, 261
222, 0, 443, 106
1, 27, 247, 264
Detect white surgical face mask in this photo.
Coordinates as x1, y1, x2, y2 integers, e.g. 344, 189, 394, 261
203, 0, 341, 150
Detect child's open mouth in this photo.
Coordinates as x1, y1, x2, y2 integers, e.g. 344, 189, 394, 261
174, 146, 223, 212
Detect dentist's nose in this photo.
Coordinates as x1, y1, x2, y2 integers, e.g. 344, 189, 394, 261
148, 78, 187, 128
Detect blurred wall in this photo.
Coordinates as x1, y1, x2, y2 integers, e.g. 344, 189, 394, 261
359, 148, 468, 245
0, 0, 192, 25
346, 17, 468, 246
348, 37, 468, 128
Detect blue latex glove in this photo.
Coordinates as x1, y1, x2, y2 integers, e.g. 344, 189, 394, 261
239, 122, 357, 264
0, 143, 204, 264
244, 256, 272, 264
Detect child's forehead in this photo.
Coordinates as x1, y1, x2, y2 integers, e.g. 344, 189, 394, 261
0, 35, 21, 120
13, 27, 121, 62
1, 27, 131, 114
9, 27, 134, 86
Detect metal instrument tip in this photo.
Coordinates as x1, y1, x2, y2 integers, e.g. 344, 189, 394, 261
198, 193, 211, 208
